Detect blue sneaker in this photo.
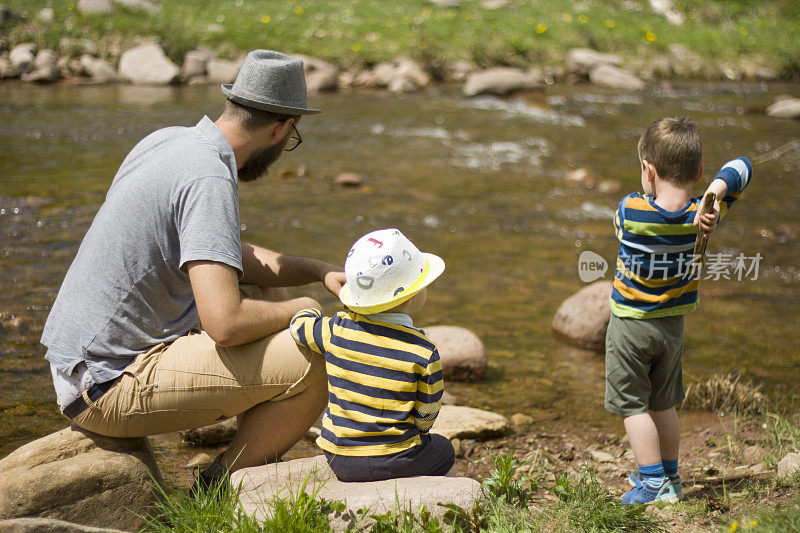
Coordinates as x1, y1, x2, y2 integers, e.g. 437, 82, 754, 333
621, 475, 680, 504
629, 471, 683, 500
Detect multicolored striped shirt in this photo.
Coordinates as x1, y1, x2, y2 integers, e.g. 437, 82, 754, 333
289, 308, 444, 457
611, 157, 752, 319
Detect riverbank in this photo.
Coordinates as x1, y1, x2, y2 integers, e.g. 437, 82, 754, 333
1, 0, 799, 87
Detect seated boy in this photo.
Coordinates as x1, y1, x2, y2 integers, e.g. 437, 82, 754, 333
290, 228, 455, 482
606, 116, 753, 503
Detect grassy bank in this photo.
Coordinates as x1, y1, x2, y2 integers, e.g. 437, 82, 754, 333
2, 0, 800, 78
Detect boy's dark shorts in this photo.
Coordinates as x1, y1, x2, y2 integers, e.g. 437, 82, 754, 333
604, 313, 685, 416
324, 433, 455, 482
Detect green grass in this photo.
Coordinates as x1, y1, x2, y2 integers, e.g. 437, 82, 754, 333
726, 497, 800, 533
1, 0, 799, 78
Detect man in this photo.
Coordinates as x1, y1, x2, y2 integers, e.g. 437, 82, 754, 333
41, 50, 343, 482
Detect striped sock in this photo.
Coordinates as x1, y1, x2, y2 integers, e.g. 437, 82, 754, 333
662, 458, 679, 478
638, 462, 666, 487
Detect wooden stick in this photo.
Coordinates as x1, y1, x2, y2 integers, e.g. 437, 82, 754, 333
693, 192, 717, 262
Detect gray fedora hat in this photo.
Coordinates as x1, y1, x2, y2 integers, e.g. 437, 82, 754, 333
221, 50, 321, 115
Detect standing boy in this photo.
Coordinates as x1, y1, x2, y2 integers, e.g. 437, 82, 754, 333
290, 229, 455, 482
605, 116, 753, 503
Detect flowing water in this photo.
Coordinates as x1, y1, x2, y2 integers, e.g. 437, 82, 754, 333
1, 81, 799, 457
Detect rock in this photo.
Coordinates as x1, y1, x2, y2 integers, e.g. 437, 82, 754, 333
590, 449, 616, 463
510, 413, 534, 428
179, 417, 237, 446
463, 67, 542, 96
36, 8, 55, 23
446, 60, 476, 82
649, 0, 683, 25
424, 325, 487, 381
79, 55, 119, 82
388, 76, 416, 93
0, 5, 25, 23
0, 426, 161, 531
232, 455, 482, 532
429, 0, 461, 7
588, 63, 645, 90
566, 167, 590, 183
0, 517, 130, 532
450, 438, 462, 456
77, 0, 114, 14
766, 98, 800, 119
180, 48, 213, 82
336, 71, 355, 89
481, 0, 509, 8
9, 44, 36, 75
354, 70, 378, 88
777, 452, 800, 479
566, 48, 620, 76
742, 445, 764, 464
333, 172, 363, 187
184, 453, 212, 469
294, 54, 338, 93
551, 280, 613, 351
441, 390, 459, 405
114, 0, 161, 14
206, 58, 241, 84
22, 50, 59, 83
118, 43, 179, 85
432, 405, 508, 440
0, 54, 19, 79
372, 57, 430, 92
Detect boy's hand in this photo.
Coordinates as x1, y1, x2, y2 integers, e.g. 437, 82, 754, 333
693, 178, 727, 236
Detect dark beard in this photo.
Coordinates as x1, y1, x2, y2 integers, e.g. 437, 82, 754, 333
237, 142, 285, 183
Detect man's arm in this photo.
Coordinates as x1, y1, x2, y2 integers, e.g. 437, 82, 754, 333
187, 260, 322, 347
240, 243, 346, 296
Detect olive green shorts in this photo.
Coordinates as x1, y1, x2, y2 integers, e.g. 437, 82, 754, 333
604, 313, 685, 416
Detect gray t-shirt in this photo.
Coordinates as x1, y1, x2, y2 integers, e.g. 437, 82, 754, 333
42, 116, 242, 386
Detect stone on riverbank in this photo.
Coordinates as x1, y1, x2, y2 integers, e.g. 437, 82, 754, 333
0, 54, 19, 79
179, 417, 237, 446
9, 44, 36, 77
566, 48, 620, 76
551, 280, 613, 352
777, 452, 800, 479
115, 0, 161, 15
80, 55, 120, 82
463, 67, 542, 96
180, 49, 210, 82
766, 98, 800, 119
0, 426, 161, 531
119, 43, 179, 85
433, 405, 508, 440
372, 57, 431, 93
424, 325, 487, 381
588, 63, 645, 90
77, 0, 114, 14
207, 58, 242, 84
0, 518, 130, 533
232, 455, 482, 533
294, 54, 338, 93
22, 50, 59, 83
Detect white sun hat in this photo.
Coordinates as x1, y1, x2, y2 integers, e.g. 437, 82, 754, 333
338, 228, 445, 314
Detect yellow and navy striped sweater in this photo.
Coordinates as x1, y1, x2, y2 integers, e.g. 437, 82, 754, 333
290, 308, 444, 456
611, 157, 752, 319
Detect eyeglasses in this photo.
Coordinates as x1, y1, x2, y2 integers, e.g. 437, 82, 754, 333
284, 124, 302, 151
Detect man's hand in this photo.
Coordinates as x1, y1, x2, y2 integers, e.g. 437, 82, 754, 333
693, 178, 727, 236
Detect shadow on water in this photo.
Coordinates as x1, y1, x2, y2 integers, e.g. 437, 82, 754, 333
1, 81, 799, 455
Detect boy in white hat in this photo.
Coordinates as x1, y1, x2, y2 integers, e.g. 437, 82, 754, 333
290, 228, 454, 481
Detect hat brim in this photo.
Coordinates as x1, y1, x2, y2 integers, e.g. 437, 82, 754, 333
221, 84, 321, 115
339, 253, 445, 314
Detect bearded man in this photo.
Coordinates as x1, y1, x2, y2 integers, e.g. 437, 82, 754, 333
41, 50, 342, 485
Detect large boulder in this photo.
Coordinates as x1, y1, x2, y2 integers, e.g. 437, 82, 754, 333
21, 50, 59, 83
372, 57, 430, 92
432, 405, 508, 440
79, 55, 120, 82
206, 58, 242, 84
232, 455, 482, 532
180, 48, 213, 82
77, 0, 114, 14
179, 417, 237, 446
118, 43, 179, 85
766, 98, 800, 120
566, 48, 620, 76
588, 64, 645, 90
9, 44, 36, 76
0, 426, 162, 531
463, 67, 542, 96
552, 280, 613, 351
424, 325, 486, 381
0, 518, 130, 532
294, 54, 338, 93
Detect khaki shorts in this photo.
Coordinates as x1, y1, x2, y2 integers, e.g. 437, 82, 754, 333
604, 313, 685, 416
71, 286, 325, 437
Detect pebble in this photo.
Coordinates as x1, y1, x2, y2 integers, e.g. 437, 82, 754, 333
510, 413, 534, 428
334, 172, 364, 187
184, 452, 212, 469
589, 450, 616, 463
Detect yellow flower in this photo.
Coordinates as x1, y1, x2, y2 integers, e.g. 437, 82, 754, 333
688, 11, 695, 20
645, 31, 656, 42
729, 522, 739, 532
67, 3, 74, 9
260, 15, 271, 23
561, 13, 572, 22
293, 6, 304, 16
351, 43, 361, 52
750, 521, 758, 527
604, 19, 615, 28
462, 12, 472, 20
740, 27, 748, 36
578, 14, 588, 23
535, 23, 547, 33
